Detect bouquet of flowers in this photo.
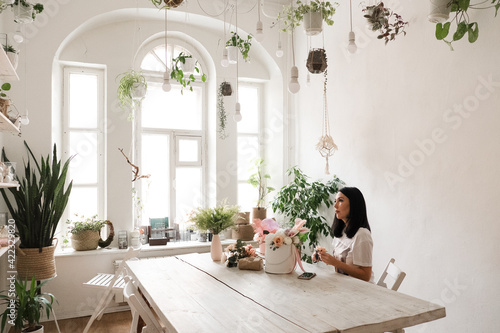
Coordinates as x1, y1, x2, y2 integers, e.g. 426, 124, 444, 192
268, 218, 309, 251
252, 218, 279, 244
222, 239, 256, 267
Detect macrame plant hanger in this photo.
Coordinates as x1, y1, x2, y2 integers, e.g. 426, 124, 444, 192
316, 70, 338, 174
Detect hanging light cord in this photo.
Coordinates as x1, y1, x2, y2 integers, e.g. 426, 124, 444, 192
236, 0, 239, 102
290, 0, 295, 66
349, 0, 353, 32
164, 8, 168, 70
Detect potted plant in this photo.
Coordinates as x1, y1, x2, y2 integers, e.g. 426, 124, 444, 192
363, 2, 409, 44
434, 0, 497, 50
66, 214, 114, 251
3, 44, 19, 70
0, 275, 56, 333
271, 166, 344, 262
11, 0, 43, 24
170, 52, 207, 95
428, 0, 452, 23
272, 0, 338, 35
150, 0, 183, 9
247, 158, 275, 221
306, 48, 327, 74
117, 70, 147, 109
190, 201, 239, 261
217, 82, 229, 140
225, 31, 252, 63
0, 141, 73, 281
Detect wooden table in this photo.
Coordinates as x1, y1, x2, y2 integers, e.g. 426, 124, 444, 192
126, 253, 445, 333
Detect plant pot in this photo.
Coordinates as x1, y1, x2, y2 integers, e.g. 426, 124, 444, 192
226, 46, 238, 64
264, 233, 296, 274
131, 82, 147, 100
210, 234, 222, 261
231, 224, 254, 241
304, 11, 323, 36
306, 48, 328, 74
221, 81, 232, 96
252, 207, 267, 221
428, 0, 451, 23
6, 52, 19, 70
12, 4, 34, 24
71, 230, 100, 251
181, 57, 196, 73
164, 0, 184, 7
236, 212, 250, 225
16, 243, 57, 280
23, 325, 44, 332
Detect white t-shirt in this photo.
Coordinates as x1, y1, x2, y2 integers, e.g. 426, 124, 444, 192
332, 227, 374, 283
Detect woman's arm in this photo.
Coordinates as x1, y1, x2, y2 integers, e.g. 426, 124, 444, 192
320, 252, 372, 282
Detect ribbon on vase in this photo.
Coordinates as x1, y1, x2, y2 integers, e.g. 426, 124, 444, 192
294, 246, 306, 272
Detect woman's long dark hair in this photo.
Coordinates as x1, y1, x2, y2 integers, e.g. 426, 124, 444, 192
331, 187, 371, 239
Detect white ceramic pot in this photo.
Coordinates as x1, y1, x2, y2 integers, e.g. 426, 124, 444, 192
226, 46, 238, 64
304, 11, 323, 36
12, 4, 33, 24
181, 57, 196, 73
428, 0, 451, 23
7, 52, 18, 70
131, 82, 146, 100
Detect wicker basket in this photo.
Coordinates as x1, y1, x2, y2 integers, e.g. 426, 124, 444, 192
16, 244, 57, 280
71, 230, 100, 251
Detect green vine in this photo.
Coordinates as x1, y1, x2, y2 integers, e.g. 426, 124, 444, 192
217, 83, 228, 139
170, 52, 207, 95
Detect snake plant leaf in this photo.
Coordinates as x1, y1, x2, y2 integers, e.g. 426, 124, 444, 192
453, 21, 468, 41
467, 22, 479, 43
495, 2, 500, 16
436, 22, 451, 40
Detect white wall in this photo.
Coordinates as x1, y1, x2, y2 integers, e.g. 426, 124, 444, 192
292, 1, 500, 332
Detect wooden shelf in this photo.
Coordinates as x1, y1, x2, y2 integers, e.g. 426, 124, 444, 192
0, 111, 20, 132
0, 48, 19, 81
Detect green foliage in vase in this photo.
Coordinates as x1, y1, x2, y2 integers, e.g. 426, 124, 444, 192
191, 201, 239, 235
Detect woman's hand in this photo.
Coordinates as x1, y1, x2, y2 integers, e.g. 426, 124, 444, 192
319, 251, 337, 266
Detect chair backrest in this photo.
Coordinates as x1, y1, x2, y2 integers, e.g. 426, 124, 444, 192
377, 258, 406, 291
123, 278, 164, 333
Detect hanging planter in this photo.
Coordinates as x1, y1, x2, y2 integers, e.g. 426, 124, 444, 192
306, 48, 327, 74
12, 3, 33, 23
428, 0, 451, 23
304, 11, 323, 36
164, 0, 183, 7
131, 82, 147, 100
221, 81, 232, 96
181, 57, 196, 73
226, 46, 239, 64
316, 71, 337, 174
217, 82, 229, 139
3, 45, 19, 70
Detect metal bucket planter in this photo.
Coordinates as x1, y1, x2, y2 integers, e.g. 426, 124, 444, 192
306, 48, 328, 74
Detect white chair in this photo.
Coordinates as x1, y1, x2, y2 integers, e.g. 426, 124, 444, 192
83, 247, 141, 333
377, 258, 407, 333
123, 277, 165, 333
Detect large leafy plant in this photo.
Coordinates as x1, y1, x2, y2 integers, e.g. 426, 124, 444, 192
1, 141, 73, 249
435, 0, 500, 50
272, 0, 338, 32
271, 166, 344, 261
0, 275, 56, 333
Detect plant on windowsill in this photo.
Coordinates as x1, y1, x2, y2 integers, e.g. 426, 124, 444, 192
225, 32, 252, 62
0, 275, 56, 333
0, 141, 73, 281
247, 158, 275, 221
434, 0, 500, 50
362, 2, 408, 44
66, 214, 115, 251
170, 52, 207, 95
271, 166, 344, 263
117, 69, 147, 110
272, 0, 338, 34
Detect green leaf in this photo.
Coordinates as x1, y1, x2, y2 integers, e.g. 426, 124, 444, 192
1, 83, 11, 91
436, 22, 451, 40
458, 0, 470, 11
467, 22, 479, 43
453, 21, 467, 41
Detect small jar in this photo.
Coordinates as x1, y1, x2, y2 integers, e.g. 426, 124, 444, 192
130, 229, 141, 249
118, 230, 128, 249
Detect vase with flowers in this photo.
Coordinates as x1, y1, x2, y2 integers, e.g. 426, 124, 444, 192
252, 218, 279, 255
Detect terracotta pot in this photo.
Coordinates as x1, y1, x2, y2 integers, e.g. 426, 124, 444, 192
211, 234, 222, 261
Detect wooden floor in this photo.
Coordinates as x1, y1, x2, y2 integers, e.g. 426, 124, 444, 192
40, 311, 134, 333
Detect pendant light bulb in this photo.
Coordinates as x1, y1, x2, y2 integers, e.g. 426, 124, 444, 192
276, 40, 284, 58
347, 31, 357, 54
234, 102, 242, 122
288, 66, 300, 94
255, 21, 265, 42
221, 48, 229, 67
162, 71, 172, 92
13, 33, 23, 43
20, 114, 29, 125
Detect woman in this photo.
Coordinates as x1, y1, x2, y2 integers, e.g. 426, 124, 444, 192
318, 187, 374, 282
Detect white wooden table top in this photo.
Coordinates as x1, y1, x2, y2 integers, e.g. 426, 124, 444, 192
126, 253, 445, 333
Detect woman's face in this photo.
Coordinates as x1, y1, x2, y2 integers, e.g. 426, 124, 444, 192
334, 192, 350, 222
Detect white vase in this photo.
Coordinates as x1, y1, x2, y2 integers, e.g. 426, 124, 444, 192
210, 234, 222, 261
304, 11, 323, 36
7, 52, 19, 70
12, 4, 34, 24
428, 0, 451, 23
226, 46, 238, 64
264, 233, 296, 274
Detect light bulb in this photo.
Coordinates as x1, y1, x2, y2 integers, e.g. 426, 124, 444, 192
254, 21, 265, 42
221, 48, 229, 67
347, 31, 357, 54
276, 40, 284, 58
13, 33, 24, 43
20, 115, 29, 125
288, 66, 300, 94
162, 71, 172, 92
233, 102, 242, 122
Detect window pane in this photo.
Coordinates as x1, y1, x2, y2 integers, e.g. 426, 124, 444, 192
238, 182, 257, 212
175, 167, 202, 223
178, 138, 200, 163
141, 82, 202, 130
237, 86, 259, 134
69, 187, 98, 218
69, 132, 98, 184
141, 134, 170, 225
237, 136, 259, 181
69, 73, 98, 129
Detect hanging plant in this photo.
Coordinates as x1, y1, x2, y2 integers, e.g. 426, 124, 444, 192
316, 71, 338, 174
306, 48, 327, 74
221, 81, 232, 96
170, 52, 207, 95
116, 70, 147, 109
217, 82, 229, 140
434, 0, 500, 50
150, 0, 183, 9
225, 32, 252, 62
363, 2, 408, 44
272, 0, 338, 33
